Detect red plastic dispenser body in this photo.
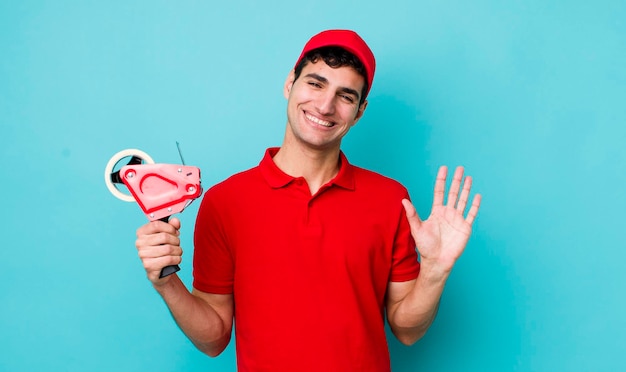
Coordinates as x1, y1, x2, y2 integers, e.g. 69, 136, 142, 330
120, 163, 202, 221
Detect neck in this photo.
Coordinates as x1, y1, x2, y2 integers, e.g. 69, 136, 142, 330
273, 142, 341, 195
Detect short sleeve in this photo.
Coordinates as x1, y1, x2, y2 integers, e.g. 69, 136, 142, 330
192, 189, 235, 294
389, 193, 420, 282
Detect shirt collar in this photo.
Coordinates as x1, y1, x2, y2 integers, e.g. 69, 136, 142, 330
259, 147, 355, 191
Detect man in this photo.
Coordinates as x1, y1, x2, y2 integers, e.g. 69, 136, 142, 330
135, 29, 481, 371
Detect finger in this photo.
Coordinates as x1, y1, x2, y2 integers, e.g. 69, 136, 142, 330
402, 198, 422, 231
137, 231, 180, 248
446, 166, 464, 208
465, 194, 482, 225
136, 220, 179, 237
456, 175, 472, 213
144, 255, 183, 282
137, 243, 183, 260
432, 166, 448, 207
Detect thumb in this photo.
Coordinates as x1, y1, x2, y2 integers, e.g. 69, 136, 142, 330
401, 198, 422, 230
169, 217, 182, 230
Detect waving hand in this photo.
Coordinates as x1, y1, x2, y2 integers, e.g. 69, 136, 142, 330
402, 166, 481, 276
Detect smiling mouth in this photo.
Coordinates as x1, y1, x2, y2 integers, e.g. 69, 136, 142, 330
305, 112, 334, 127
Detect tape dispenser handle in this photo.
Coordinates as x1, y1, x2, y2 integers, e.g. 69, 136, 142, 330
158, 216, 181, 278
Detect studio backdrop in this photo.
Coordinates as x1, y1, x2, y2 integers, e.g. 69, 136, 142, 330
1, 1, 625, 371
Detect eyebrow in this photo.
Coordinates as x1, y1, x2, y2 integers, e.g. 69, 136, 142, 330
304, 73, 361, 100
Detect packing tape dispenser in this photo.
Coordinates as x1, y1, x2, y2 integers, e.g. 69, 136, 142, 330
104, 146, 202, 278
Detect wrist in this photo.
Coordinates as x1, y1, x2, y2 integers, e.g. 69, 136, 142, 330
152, 274, 179, 294
418, 260, 451, 284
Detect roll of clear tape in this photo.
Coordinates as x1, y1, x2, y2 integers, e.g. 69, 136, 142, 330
104, 148, 155, 202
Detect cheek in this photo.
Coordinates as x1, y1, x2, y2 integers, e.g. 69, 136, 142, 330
352, 104, 366, 121
345, 106, 361, 122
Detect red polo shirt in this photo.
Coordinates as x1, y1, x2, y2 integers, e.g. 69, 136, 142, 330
193, 148, 419, 372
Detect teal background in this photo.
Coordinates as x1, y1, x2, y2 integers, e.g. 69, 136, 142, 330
1, 1, 625, 371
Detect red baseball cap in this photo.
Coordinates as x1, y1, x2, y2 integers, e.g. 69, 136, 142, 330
294, 29, 376, 99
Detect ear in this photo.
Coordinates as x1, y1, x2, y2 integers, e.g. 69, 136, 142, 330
283, 70, 296, 99
353, 99, 368, 123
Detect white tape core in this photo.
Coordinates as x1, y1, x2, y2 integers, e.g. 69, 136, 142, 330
104, 149, 155, 202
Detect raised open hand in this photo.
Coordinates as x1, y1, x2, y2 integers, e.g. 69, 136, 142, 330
402, 166, 481, 276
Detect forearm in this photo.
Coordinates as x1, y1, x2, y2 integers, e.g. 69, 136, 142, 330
388, 266, 450, 345
154, 276, 231, 356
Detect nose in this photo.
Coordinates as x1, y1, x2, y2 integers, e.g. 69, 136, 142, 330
315, 90, 336, 116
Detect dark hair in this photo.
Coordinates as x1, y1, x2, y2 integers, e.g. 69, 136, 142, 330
293, 46, 368, 106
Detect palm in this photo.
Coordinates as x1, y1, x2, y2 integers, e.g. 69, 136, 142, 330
403, 166, 481, 272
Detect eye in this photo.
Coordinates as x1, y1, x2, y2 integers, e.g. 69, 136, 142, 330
340, 94, 355, 104
307, 81, 322, 88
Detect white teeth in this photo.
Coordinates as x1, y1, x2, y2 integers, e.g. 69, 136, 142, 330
306, 113, 333, 127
